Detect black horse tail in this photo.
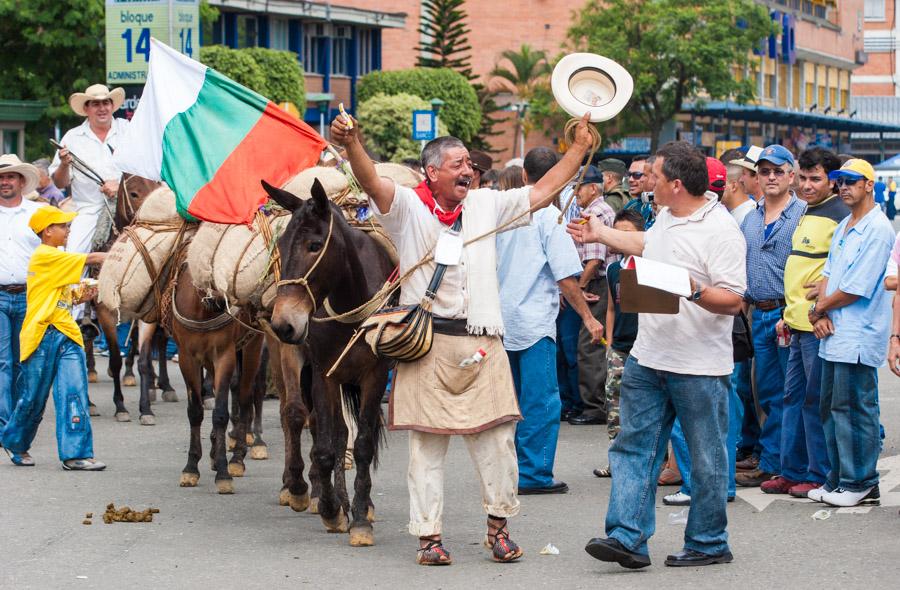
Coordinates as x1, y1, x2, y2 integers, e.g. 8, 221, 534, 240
340, 383, 386, 469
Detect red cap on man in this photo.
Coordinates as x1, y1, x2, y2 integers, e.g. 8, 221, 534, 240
706, 157, 727, 196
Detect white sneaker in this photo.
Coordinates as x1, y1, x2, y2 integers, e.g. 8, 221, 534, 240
662, 491, 691, 506
821, 486, 880, 507
807, 485, 830, 502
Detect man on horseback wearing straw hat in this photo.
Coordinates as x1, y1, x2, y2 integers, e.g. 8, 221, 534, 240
50, 84, 129, 255
331, 112, 594, 565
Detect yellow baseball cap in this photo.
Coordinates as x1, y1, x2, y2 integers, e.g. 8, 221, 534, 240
28, 206, 77, 234
828, 159, 875, 182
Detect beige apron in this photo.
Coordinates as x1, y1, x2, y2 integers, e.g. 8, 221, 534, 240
388, 333, 522, 434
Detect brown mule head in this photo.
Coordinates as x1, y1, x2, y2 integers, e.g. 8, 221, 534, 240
115, 173, 162, 230
263, 178, 338, 345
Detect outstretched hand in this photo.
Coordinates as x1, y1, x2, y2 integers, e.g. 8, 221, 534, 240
572, 112, 596, 150
330, 114, 359, 147
566, 215, 605, 245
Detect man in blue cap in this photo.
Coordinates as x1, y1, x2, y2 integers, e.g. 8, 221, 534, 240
736, 144, 807, 488
810, 158, 892, 507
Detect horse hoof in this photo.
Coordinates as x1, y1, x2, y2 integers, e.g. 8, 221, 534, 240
249, 445, 268, 460
246, 433, 255, 445
202, 397, 215, 411
322, 509, 349, 533
226, 435, 236, 451
123, 375, 137, 387
148, 390, 157, 404
179, 472, 199, 487
87, 370, 98, 384
227, 462, 245, 477
366, 505, 375, 523
344, 449, 354, 471
216, 479, 234, 495
88, 404, 100, 417
162, 390, 178, 403
115, 411, 131, 423
139, 414, 156, 426
349, 526, 375, 547
309, 497, 320, 514
288, 491, 310, 513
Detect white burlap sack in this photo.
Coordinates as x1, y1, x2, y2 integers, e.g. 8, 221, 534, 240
282, 166, 348, 200
97, 187, 181, 319
187, 214, 291, 308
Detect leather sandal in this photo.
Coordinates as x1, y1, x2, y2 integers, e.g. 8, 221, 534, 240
416, 538, 452, 565
485, 517, 524, 563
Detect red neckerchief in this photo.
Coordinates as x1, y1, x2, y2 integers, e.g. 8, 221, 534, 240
414, 181, 462, 226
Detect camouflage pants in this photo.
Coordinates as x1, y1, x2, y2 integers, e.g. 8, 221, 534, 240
604, 348, 629, 441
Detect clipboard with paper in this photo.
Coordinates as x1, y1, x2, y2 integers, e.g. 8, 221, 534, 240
618, 255, 691, 314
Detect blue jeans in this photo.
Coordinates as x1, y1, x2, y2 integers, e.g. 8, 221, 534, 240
508, 337, 562, 488
0, 290, 27, 427
671, 365, 743, 498
819, 360, 880, 492
752, 308, 790, 474
732, 359, 759, 456
556, 305, 582, 414
606, 357, 730, 556
781, 331, 829, 483
1, 327, 94, 461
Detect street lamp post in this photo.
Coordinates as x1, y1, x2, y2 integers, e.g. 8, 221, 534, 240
307, 92, 335, 139
318, 99, 331, 139
516, 100, 529, 161
430, 98, 445, 137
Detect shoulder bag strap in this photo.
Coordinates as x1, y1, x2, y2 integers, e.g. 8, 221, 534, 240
424, 214, 463, 299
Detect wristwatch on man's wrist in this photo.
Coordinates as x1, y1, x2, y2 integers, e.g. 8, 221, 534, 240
688, 283, 703, 301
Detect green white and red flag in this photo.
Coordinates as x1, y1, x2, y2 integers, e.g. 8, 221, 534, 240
114, 38, 327, 224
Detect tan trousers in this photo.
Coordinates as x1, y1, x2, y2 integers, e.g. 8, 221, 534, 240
407, 421, 520, 537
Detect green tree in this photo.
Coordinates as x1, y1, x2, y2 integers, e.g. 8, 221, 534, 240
489, 45, 551, 159
567, 0, 776, 151
357, 68, 481, 142
199, 46, 306, 114
357, 93, 449, 162
415, 0, 473, 79
0, 0, 106, 158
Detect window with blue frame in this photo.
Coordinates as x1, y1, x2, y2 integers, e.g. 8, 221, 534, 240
304, 23, 325, 74
237, 14, 258, 48
331, 26, 351, 76
270, 17, 290, 50
358, 29, 375, 75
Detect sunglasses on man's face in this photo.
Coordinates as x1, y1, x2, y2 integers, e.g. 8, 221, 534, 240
834, 176, 864, 187
757, 167, 788, 178
628, 172, 645, 179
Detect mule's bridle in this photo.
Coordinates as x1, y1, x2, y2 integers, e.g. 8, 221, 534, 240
274, 211, 334, 314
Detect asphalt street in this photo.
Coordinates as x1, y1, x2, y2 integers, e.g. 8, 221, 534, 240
2, 356, 899, 590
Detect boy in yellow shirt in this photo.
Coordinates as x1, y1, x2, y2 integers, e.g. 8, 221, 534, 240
1, 206, 107, 469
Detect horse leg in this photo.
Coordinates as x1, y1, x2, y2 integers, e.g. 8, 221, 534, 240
300, 364, 321, 513
201, 369, 215, 410
348, 370, 388, 547
278, 343, 310, 511
226, 359, 240, 451
332, 394, 352, 520
249, 373, 268, 460
228, 335, 262, 478
156, 329, 177, 402
211, 349, 237, 494
137, 321, 157, 425
98, 307, 129, 421
123, 322, 137, 387
310, 373, 348, 533
179, 351, 204, 487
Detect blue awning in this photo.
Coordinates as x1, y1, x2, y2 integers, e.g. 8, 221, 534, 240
875, 153, 900, 169
682, 101, 900, 134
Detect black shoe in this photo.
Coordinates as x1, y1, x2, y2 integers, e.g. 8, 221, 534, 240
664, 549, 733, 567
518, 480, 569, 495
585, 537, 651, 569
568, 413, 606, 426
560, 408, 578, 422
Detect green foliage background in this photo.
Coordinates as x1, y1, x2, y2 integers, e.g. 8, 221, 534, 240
357, 93, 449, 162
199, 46, 306, 111
357, 68, 481, 142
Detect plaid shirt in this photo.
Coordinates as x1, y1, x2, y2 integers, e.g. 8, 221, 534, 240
740, 193, 807, 302
576, 196, 616, 278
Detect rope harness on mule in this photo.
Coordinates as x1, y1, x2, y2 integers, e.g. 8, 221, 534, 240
121, 219, 190, 323
273, 210, 335, 315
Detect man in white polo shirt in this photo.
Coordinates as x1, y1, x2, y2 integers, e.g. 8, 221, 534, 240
0, 155, 42, 427
568, 141, 747, 569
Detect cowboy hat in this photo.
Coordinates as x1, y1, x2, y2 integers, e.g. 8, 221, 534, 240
0, 154, 40, 195
551, 53, 634, 123
69, 84, 125, 117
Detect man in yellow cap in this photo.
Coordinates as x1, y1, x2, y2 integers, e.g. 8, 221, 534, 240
1, 206, 107, 469
807, 158, 893, 507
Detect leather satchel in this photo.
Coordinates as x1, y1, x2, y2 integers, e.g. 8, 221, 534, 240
361, 216, 461, 362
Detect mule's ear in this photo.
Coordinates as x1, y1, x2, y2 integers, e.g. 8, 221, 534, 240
311, 178, 330, 215
261, 180, 300, 212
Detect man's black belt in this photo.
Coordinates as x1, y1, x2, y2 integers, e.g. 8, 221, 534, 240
433, 317, 470, 337
0, 284, 25, 294
752, 298, 785, 311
